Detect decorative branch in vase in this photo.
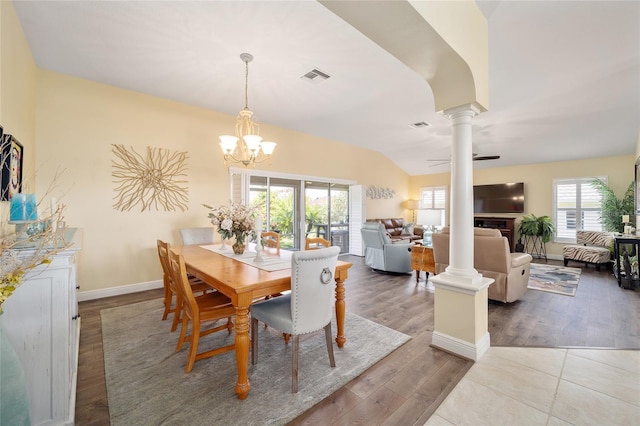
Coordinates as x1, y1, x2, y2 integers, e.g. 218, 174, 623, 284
0, 202, 70, 313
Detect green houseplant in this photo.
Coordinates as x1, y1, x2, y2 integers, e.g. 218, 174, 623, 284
590, 178, 635, 233
518, 214, 556, 243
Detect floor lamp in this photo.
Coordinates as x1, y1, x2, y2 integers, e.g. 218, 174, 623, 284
406, 200, 420, 223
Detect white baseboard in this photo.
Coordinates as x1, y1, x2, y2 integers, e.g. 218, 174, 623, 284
431, 331, 491, 361
78, 280, 163, 302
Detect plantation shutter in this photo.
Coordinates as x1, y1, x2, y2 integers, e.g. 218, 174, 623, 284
420, 186, 447, 228
349, 185, 365, 256
581, 182, 603, 231
554, 178, 603, 243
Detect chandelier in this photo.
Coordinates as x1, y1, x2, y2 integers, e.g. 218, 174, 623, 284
219, 53, 276, 167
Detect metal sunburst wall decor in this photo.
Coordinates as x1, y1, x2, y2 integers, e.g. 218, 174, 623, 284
112, 144, 189, 212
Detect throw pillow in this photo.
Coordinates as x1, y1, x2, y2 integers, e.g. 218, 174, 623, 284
401, 222, 414, 236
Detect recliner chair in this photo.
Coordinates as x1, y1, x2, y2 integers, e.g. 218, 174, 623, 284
432, 227, 533, 303
360, 222, 412, 273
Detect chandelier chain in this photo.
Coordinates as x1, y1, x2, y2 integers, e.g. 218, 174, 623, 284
244, 59, 249, 110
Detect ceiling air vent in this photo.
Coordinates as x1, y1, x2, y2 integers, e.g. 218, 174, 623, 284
301, 68, 331, 83
409, 121, 430, 129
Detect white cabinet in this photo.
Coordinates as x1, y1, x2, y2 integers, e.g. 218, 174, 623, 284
0, 228, 82, 426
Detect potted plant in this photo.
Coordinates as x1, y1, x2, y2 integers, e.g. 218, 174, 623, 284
518, 214, 556, 243
590, 178, 634, 233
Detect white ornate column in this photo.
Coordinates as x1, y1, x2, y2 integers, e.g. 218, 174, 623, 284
430, 104, 494, 361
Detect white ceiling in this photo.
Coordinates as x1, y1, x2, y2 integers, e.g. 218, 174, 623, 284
13, 0, 640, 176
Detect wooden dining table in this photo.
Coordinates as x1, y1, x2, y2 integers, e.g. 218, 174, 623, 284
174, 244, 352, 400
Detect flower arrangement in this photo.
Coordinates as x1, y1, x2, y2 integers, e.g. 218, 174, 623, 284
204, 202, 257, 253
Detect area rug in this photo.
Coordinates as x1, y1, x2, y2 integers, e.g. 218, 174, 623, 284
528, 263, 581, 296
101, 299, 410, 425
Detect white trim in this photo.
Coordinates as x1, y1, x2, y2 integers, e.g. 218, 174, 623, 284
431, 331, 491, 361
431, 274, 493, 295
77, 280, 163, 302
229, 166, 357, 186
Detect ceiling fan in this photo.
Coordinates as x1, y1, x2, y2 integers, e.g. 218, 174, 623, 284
427, 153, 501, 167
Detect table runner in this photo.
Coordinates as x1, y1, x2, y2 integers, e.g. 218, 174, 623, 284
199, 244, 291, 272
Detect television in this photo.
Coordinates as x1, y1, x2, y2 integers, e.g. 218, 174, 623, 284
473, 182, 525, 214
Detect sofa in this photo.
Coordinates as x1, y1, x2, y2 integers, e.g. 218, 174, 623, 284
562, 230, 614, 270
432, 227, 533, 303
360, 222, 413, 273
366, 218, 423, 242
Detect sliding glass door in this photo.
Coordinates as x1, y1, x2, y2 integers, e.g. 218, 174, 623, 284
237, 169, 356, 253
305, 181, 349, 253
249, 176, 301, 250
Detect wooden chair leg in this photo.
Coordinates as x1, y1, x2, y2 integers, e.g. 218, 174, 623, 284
162, 282, 171, 320
292, 335, 299, 393
251, 318, 258, 365
176, 316, 189, 351
226, 317, 234, 334
324, 323, 336, 367
185, 319, 201, 373
170, 293, 183, 332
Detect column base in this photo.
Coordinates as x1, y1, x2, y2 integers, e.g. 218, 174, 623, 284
431, 271, 493, 294
432, 330, 490, 361
431, 271, 494, 361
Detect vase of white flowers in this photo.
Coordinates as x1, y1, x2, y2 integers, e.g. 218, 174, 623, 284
204, 202, 256, 255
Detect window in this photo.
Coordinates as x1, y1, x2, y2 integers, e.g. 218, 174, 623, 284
554, 177, 603, 243
419, 186, 447, 228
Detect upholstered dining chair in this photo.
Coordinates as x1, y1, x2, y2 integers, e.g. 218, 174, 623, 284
168, 249, 236, 373
250, 246, 341, 393
179, 227, 214, 245
305, 236, 330, 250
157, 239, 210, 331
261, 231, 281, 254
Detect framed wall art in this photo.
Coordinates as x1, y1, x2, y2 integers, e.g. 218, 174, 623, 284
1, 130, 24, 201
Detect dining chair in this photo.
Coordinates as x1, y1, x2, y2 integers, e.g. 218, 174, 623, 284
168, 249, 236, 373
157, 239, 210, 331
250, 246, 341, 393
179, 227, 215, 245
261, 231, 280, 254
305, 236, 330, 250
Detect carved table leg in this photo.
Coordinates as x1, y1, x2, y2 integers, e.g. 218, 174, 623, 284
234, 302, 251, 399
334, 268, 349, 348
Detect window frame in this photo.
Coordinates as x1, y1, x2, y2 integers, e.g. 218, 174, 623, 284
553, 176, 605, 244
419, 185, 448, 229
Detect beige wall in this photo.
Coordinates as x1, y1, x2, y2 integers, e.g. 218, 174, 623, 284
0, 1, 36, 190
410, 155, 635, 258
34, 70, 410, 293
0, 1, 36, 239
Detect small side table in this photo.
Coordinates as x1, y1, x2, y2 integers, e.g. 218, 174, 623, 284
410, 245, 435, 284
613, 234, 640, 289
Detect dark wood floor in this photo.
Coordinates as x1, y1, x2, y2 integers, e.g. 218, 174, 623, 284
75, 257, 640, 425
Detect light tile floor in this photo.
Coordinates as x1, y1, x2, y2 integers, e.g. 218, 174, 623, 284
426, 347, 640, 426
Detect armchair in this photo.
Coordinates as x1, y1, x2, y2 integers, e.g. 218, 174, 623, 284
360, 222, 412, 274
432, 227, 532, 303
